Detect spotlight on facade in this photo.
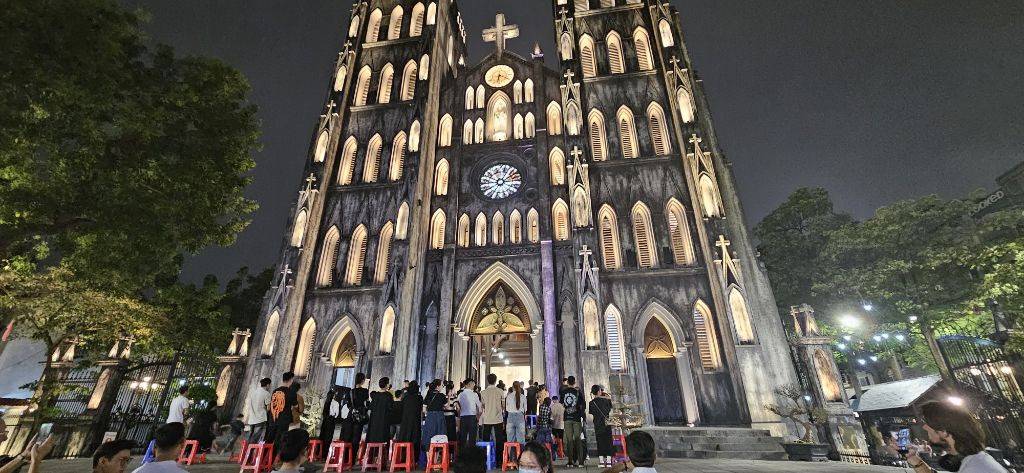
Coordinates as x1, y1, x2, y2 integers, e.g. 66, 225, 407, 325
498, 352, 505, 360
1000, 366, 1013, 375
947, 396, 964, 406
969, 368, 983, 376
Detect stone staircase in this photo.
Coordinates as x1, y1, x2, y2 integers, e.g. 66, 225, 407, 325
643, 426, 788, 461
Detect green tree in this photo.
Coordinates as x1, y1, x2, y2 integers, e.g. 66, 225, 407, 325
220, 266, 275, 331
0, 0, 260, 289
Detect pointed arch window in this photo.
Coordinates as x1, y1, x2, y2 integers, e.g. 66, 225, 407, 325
552, 199, 570, 241
666, 199, 695, 265
291, 209, 308, 247
338, 137, 358, 185
348, 15, 360, 38
474, 118, 484, 144
527, 208, 540, 243
465, 87, 475, 110
513, 80, 523, 103
378, 63, 394, 104
632, 202, 657, 268
676, 87, 695, 123
492, 211, 505, 245
426, 2, 436, 25
409, 120, 421, 152
366, 9, 383, 43
400, 61, 417, 101
486, 91, 512, 141
410, 3, 425, 37
566, 102, 582, 135
462, 120, 474, 144
313, 130, 329, 163
475, 85, 485, 109
387, 5, 404, 40
396, 202, 410, 240
419, 54, 429, 79
262, 310, 280, 356
524, 79, 534, 103
617, 106, 638, 159
374, 222, 394, 284
659, 19, 675, 47
633, 27, 654, 71
572, 186, 590, 227
579, 35, 597, 78
606, 305, 626, 371
598, 205, 621, 269
514, 114, 524, 140
430, 209, 446, 249
699, 174, 723, 218
438, 114, 453, 147
457, 214, 470, 247
316, 226, 341, 287
606, 31, 625, 74
525, 113, 536, 138
354, 66, 372, 106
693, 300, 722, 370
546, 102, 563, 135
647, 102, 671, 155
345, 225, 368, 286
333, 65, 348, 92
583, 297, 600, 348
363, 134, 383, 183
588, 109, 607, 161
434, 159, 449, 196
549, 147, 565, 185
294, 318, 316, 377
379, 307, 396, 354
729, 287, 756, 344
509, 210, 522, 244
474, 213, 487, 246
560, 32, 573, 60
389, 132, 406, 181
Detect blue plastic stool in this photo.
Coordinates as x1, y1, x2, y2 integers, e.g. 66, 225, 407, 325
142, 440, 156, 464
475, 441, 495, 470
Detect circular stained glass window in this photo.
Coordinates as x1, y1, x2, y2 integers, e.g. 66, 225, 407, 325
480, 164, 522, 199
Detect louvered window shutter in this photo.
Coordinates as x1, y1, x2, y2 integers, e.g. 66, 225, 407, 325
620, 118, 635, 158
582, 47, 596, 77
590, 122, 604, 161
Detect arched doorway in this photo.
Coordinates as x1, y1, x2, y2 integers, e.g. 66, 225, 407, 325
323, 316, 363, 389
643, 317, 686, 425
330, 330, 357, 386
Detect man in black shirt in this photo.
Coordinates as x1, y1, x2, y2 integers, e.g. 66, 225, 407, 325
526, 380, 539, 415
559, 376, 585, 467
268, 371, 298, 448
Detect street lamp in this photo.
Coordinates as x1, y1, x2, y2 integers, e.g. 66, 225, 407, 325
840, 314, 862, 329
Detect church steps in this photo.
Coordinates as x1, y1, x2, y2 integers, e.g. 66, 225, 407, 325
639, 427, 788, 461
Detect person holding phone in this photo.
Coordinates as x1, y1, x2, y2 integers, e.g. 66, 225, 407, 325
905, 401, 1007, 473
0, 431, 54, 473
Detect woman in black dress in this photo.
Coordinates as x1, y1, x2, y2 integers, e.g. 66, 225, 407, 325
319, 387, 339, 448
366, 377, 394, 443
350, 373, 370, 449
588, 385, 614, 468
336, 386, 355, 446
397, 380, 424, 459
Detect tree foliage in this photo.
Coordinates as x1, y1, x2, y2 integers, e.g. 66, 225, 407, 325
220, 266, 275, 331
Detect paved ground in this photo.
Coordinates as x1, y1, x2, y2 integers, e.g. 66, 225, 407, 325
42, 454, 902, 472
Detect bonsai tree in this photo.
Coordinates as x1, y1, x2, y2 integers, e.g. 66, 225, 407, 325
765, 384, 829, 443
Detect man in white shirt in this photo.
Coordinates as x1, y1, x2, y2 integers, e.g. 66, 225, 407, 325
906, 401, 1007, 473
165, 386, 190, 424
479, 374, 505, 444
131, 422, 188, 473
244, 377, 273, 442
457, 379, 482, 446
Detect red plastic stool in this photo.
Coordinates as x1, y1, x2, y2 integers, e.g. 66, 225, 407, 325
426, 442, 450, 473
177, 440, 206, 465
501, 442, 521, 471
231, 440, 249, 463
612, 434, 628, 462
389, 442, 415, 472
309, 439, 325, 462
362, 442, 388, 472
553, 437, 565, 459
240, 442, 274, 473
326, 441, 354, 471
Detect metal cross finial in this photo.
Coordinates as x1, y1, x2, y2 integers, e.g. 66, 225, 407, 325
351, 1, 361, 16
569, 146, 584, 160
669, 56, 682, 68
715, 235, 731, 255
563, 69, 575, 81
482, 13, 520, 56
326, 100, 337, 111
579, 245, 593, 258
688, 134, 702, 145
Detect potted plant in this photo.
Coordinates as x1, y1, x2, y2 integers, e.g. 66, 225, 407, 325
765, 384, 830, 461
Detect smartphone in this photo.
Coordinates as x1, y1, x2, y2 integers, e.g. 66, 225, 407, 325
38, 423, 53, 439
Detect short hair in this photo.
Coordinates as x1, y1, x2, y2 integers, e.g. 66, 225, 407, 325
279, 429, 311, 462
453, 445, 488, 473
918, 401, 987, 456
379, 377, 390, 389
355, 372, 366, 386
92, 439, 135, 468
153, 422, 186, 450
626, 430, 656, 467
551, 396, 559, 401
591, 385, 601, 396
486, 373, 497, 385
282, 371, 295, 382
464, 378, 475, 386
178, 386, 189, 395
566, 376, 576, 386
260, 377, 272, 387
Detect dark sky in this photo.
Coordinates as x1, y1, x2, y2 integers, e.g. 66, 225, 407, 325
121, 0, 1024, 284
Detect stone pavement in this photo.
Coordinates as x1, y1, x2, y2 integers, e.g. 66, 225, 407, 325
41, 454, 903, 473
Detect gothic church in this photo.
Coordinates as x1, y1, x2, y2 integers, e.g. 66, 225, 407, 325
244, 0, 799, 432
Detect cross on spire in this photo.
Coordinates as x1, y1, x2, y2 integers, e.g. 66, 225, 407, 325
569, 146, 584, 160
669, 55, 682, 69
715, 235, 731, 257
579, 245, 593, 258
482, 13, 519, 56
563, 69, 575, 81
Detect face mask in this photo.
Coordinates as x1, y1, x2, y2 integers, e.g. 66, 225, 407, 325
938, 454, 963, 472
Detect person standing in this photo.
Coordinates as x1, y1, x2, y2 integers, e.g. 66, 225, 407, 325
444, 381, 459, 440
559, 376, 585, 468
589, 385, 614, 467
268, 372, 298, 447
550, 396, 565, 445
905, 401, 1007, 473
479, 374, 504, 444
166, 386, 190, 424
536, 397, 553, 447
366, 377, 394, 443
505, 381, 527, 445
349, 373, 370, 450
397, 380, 424, 459
457, 379, 482, 446
244, 378, 272, 442
422, 379, 448, 449
319, 387, 340, 449
526, 381, 539, 416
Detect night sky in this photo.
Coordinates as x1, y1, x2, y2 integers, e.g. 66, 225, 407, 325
120, 0, 1024, 284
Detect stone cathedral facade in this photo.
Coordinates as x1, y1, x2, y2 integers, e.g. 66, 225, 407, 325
242, 0, 799, 432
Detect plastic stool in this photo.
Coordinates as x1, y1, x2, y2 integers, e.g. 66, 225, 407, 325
475, 441, 495, 470
309, 439, 325, 462
326, 441, 354, 471
612, 434, 628, 462
389, 442, 415, 472
177, 439, 205, 465
142, 440, 156, 464
426, 442, 450, 473
240, 442, 274, 473
525, 415, 537, 428
362, 442, 388, 471
501, 442, 521, 471
553, 437, 565, 459
231, 440, 249, 463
